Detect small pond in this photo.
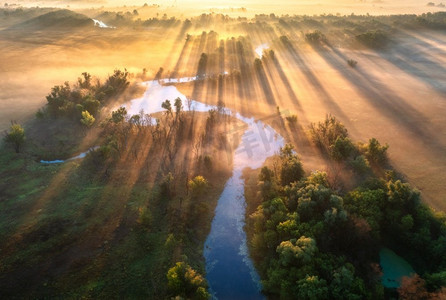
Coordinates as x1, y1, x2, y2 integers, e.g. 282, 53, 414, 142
380, 247, 415, 288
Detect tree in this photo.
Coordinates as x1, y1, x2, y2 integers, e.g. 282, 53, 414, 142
281, 156, 305, 186
174, 97, 183, 118
305, 30, 327, 44
111, 107, 127, 123
46, 82, 71, 117
276, 236, 317, 266
363, 138, 388, 165
167, 262, 210, 299
188, 175, 208, 197
78, 72, 92, 89
155, 67, 164, 81
82, 96, 100, 116
197, 53, 208, 78
162, 99, 172, 116
309, 115, 348, 154
279, 144, 304, 186
398, 274, 429, 300
80, 111, 95, 128
104, 69, 129, 98
4, 122, 25, 153
296, 275, 329, 300
329, 136, 354, 161
329, 265, 365, 300
349, 155, 370, 174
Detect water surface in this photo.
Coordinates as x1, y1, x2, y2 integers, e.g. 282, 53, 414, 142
380, 247, 415, 288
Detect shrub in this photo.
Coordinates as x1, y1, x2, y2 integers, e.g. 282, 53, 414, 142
355, 30, 388, 48
347, 59, 358, 68
305, 30, 327, 44
3, 122, 25, 153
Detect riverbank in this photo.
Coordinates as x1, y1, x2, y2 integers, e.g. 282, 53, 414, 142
0, 103, 240, 299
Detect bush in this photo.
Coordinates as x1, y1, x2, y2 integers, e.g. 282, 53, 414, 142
305, 30, 327, 44
3, 122, 25, 153
355, 30, 388, 48
347, 59, 358, 68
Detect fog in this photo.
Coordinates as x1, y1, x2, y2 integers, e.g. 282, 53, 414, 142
8, 0, 446, 16
1, 2, 445, 212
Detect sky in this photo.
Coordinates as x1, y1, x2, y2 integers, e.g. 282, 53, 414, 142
11, 0, 446, 16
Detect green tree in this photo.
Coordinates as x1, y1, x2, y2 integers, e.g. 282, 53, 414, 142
78, 72, 92, 89
349, 155, 370, 174
167, 262, 210, 299
329, 136, 354, 161
309, 114, 348, 154
46, 82, 71, 117
82, 96, 101, 116
104, 69, 129, 98
80, 110, 95, 128
364, 138, 388, 165
276, 236, 317, 266
281, 156, 305, 186
297, 275, 329, 300
4, 122, 25, 153
279, 144, 304, 186
111, 107, 127, 123
329, 265, 365, 300
188, 175, 209, 197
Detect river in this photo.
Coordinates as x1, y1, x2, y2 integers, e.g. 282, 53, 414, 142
41, 77, 285, 299
126, 78, 284, 299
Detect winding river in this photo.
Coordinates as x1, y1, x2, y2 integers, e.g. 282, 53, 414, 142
127, 78, 284, 299
41, 77, 285, 299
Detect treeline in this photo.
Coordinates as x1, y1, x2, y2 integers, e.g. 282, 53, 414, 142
246, 115, 446, 299
4, 7, 446, 33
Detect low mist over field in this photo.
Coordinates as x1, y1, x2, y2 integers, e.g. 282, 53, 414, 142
1, 0, 446, 299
